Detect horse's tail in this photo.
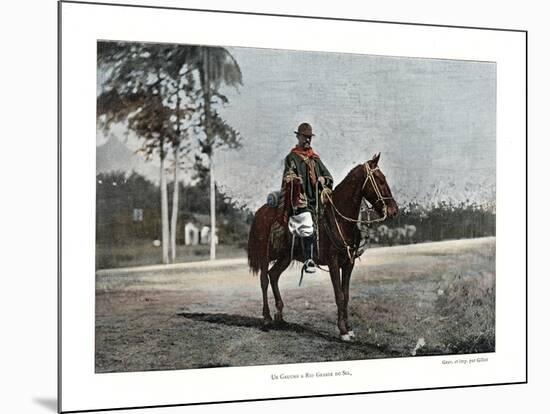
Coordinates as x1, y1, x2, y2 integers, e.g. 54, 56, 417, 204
247, 208, 265, 275
247, 204, 277, 275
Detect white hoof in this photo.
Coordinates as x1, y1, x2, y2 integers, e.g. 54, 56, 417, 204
348, 330, 356, 339
340, 333, 352, 342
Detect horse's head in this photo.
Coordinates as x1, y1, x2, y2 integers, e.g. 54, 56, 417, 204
361, 153, 398, 219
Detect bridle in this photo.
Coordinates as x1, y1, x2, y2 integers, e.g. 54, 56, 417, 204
360, 162, 395, 223
322, 162, 394, 226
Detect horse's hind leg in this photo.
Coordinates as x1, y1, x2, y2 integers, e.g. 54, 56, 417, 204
268, 255, 292, 323
260, 262, 272, 325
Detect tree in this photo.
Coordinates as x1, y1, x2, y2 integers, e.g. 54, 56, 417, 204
187, 46, 243, 259
97, 42, 243, 263
166, 73, 197, 263
97, 42, 197, 264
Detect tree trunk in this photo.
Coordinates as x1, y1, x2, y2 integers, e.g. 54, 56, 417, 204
160, 148, 170, 264
170, 146, 180, 263
209, 154, 216, 260
170, 86, 183, 264
202, 48, 217, 260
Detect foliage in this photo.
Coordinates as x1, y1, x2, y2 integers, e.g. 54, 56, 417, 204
370, 200, 496, 245
97, 41, 245, 262
96, 171, 161, 245
186, 45, 244, 155
97, 42, 199, 159
96, 171, 252, 246
97, 43, 243, 159
97, 170, 495, 249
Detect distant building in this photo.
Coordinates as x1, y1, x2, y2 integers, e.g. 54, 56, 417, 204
184, 223, 199, 246
200, 226, 218, 245
132, 208, 144, 222
184, 215, 218, 246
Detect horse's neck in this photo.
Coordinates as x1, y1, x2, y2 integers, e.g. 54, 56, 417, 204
332, 173, 363, 224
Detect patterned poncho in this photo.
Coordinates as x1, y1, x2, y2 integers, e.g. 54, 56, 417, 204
281, 146, 334, 215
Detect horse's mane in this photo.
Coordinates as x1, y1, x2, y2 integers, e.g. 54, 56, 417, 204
333, 164, 365, 194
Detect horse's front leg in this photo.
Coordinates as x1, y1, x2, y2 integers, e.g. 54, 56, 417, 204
328, 258, 348, 341
341, 259, 355, 339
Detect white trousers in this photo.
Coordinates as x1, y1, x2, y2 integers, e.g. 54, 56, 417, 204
288, 211, 314, 238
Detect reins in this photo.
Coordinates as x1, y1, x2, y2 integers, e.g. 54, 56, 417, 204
322, 163, 394, 226
320, 162, 395, 262
295, 161, 394, 282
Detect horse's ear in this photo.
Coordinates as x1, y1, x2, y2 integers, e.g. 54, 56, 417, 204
371, 152, 381, 167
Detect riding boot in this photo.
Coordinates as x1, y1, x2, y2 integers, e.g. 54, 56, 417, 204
303, 235, 316, 273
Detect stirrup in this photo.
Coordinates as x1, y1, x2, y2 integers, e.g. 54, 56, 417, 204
298, 260, 316, 286
304, 259, 317, 274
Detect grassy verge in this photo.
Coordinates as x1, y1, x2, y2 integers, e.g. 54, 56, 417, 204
96, 242, 246, 270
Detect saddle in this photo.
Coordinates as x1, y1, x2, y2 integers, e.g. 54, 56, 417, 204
267, 177, 328, 253
267, 176, 302, 252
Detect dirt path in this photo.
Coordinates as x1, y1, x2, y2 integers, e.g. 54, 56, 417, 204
96, 238, 495, 373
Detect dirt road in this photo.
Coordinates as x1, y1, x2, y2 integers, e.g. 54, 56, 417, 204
96, 237, 495, 373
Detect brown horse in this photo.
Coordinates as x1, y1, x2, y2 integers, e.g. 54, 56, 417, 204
247, 153, 398, 341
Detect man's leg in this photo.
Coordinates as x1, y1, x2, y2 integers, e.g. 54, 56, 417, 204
289, 211, 316, 273
303, 234, 316, 273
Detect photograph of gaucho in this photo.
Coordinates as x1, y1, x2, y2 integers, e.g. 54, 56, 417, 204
96, 41, 495, 372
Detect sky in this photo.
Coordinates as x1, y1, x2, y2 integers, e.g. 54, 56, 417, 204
97, 45, 496, 211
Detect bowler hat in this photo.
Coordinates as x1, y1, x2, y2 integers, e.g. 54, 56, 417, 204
294, 122, 315, 138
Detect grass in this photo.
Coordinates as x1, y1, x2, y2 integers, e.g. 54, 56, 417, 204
433, 270, 495, 354
96, 241, 246, 269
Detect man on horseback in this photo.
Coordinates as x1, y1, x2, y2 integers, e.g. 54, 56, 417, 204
282, 122, 333, 273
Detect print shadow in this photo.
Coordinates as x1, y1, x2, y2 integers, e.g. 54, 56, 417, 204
33, 398, 57, 412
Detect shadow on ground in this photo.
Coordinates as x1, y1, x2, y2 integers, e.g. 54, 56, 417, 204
177, 311, 401, 356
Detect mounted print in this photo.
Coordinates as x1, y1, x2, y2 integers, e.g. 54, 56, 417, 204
59, 1, 527, 412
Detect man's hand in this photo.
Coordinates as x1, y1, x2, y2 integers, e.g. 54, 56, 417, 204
318, 177, 326, 186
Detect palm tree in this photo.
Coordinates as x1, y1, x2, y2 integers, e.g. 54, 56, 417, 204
189, 46, 243, 259
169, 108, 195, 263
